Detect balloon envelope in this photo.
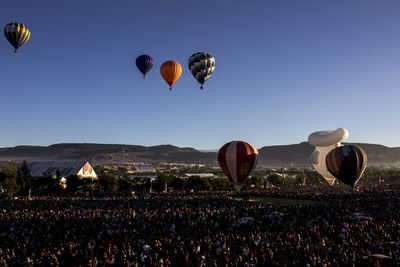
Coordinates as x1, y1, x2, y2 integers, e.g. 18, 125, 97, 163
136, 55, 154, 78
326, 145, 367, 188
188, 52, 215, 89
310, 146, 337, 185
308, 128, 349, 185
218, 141, 258, 189
4, 22, 31, 52
308, 128, 349, 147
160, 61, 182, 90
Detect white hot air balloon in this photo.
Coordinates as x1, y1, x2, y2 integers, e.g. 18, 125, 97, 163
308, 128, 349, 185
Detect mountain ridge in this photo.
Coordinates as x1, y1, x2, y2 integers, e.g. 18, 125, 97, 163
0, 142, 399, 167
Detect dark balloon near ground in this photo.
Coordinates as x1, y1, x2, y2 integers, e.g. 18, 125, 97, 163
135, 55, 154, 78
326, 145, 367, 188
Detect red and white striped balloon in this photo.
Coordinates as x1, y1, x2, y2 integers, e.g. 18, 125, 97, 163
218, 141, 258, 189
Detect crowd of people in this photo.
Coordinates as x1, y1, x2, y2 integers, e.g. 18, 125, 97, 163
0, 181, 399, 266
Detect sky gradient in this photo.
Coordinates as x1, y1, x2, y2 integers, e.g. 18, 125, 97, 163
1, 0, 399, 149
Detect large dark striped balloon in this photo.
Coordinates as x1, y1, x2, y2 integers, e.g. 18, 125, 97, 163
218, 141, 258, 189
326, 145, 367, 188
188, 52, 215, 89
135, 55, 154, 79
4, 22, 31, 53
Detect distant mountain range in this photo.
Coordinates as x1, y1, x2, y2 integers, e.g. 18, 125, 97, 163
0, 142, 399, 167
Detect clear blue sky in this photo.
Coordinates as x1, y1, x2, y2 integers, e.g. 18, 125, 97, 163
1, 0, 399, 149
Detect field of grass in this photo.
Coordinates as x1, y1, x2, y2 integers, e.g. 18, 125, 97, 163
234, 196, 317, 206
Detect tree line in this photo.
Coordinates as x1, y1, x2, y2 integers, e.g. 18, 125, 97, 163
0, 162, 398, 196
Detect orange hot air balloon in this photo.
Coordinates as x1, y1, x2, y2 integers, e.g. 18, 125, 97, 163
160, 61, 182, 90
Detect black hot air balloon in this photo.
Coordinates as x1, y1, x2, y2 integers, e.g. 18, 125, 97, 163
4, 22, 31, 53
136, 55, 154, 79
188, 52, 215, 89
326, 145, 367, 188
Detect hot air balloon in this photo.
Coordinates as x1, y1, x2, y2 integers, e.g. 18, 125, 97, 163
188, 52, 215, 89
136, 55, 154, 79
160, 61, 182, 90
308, 128, 349, 185
4, 22, 31, 53
326, 145, 367, 188
218, 141, 258, 190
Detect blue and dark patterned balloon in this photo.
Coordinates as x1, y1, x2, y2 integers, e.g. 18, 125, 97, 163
135, 55, 154, 79
4, 22, 31, 53
326, 145, 367, 188
188, 52, 215, 89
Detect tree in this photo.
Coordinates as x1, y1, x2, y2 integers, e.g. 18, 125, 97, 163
186, 176, 211, 190
98, 173, 116, 192
66, 175, 89, 193
0, 169, 17, 185
170, 176, 184, 190
153, 173, 176, 192
67, 175, 80, 192
157, 173, 173, 185
210, 177, 231, 190
56, 168, 61, 179
304, 171, 324, 183
201, 177, 211, 190
296, 173, 307, 184
16, 160, 31, 195
118, 178, 131, 192
187, 176, 201, 189
3, 172, 20, 196
268, 174, 286, 185
246, 175, 265, 185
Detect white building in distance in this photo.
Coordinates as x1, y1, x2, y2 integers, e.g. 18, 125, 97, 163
184, 173, 214, 178
28, 161, 98, 179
